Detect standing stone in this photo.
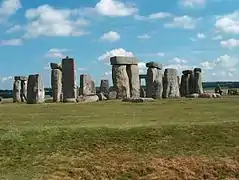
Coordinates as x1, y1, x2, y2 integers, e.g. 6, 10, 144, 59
152, 70, 163, 99
194, 68, 203, 94
146, 68, 157, 98
51, 69, 62, 102
13, 78, 21, 103
27, 74, 45, 104
20, 79, 27, 102
100, 80, 109, 95
62, 57, 77, 102
80, 74, 96, 96
140, 87, 146, 97
127, 65, 140, 98
180, 70, 192, 97
189, 71, 195, 94
163, 68, 180, 98
112, 65, 130, 99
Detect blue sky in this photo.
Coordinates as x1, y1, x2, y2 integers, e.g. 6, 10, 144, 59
0, 0, 239, 89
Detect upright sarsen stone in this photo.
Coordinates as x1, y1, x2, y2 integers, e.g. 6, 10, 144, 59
20, 79, 27, 102
27, 74, 45, 104
163, 68, 180, 98
13, 78, 21, 103
127, 65, 140, 98
194, 68, 203, 94
80, 74, 96, 95
146, 68, 157, 98
100, 80, 109, 95
62, 57, 77, 102
180, 70, 192, 97
51, 69, 62, 102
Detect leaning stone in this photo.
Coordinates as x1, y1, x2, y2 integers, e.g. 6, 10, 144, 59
13, 80, 21, 103
50, 63, 62, 70
62, 57, 77, 102
163, 68, 180, 98
27, 74, 45, 104
122, 97, 155, 103
97, 93, 108, 101
51, 69, 62, 102
199, 93, 213, 98
100, 80, 109, 95
127, 65, 140, 98
110, 56, 138, 65
112, 65, 130, 99
77, 95, 99, 103
108, 91, 117, 100
146, 62, 163, 70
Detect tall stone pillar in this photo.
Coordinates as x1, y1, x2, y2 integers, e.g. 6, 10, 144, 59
27, 74, 45, 104
20, 77, 27, 102
110, 56, 139, 99
62, 56, 77, 102
80, 74, 96, 96
146, 62, 163, 99
13, 77, 21, 103
100, 80, 109, 95
194, 68, 203, 94
163, 68, 180, 98
180, 70, 192, 97
51, 63, 62, 102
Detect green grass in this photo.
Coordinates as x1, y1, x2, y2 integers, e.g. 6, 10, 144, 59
0, 98, 239, 179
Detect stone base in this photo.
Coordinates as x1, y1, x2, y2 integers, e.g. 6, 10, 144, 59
63, 98, 77, 103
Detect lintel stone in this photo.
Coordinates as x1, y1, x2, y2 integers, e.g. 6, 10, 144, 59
50, 63, 62, 70
14, 76, 28, 81
110, 56, 138, 65
194, 68, 202, 73
182, 70, 193, 75
146, 62, 163, 70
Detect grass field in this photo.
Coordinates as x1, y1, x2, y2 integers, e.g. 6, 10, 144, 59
0, 97, 239, 179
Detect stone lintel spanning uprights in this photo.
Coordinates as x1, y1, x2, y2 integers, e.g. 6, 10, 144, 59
50, 63, 62, 70
14, 76, 28, 81
110, 56, 138, 65
182, 70, 193, 75
194, 68, 202, 73
146, 62, 163, 70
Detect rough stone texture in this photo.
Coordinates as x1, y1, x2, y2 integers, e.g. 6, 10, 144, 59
146, 62, 163, 70
199, 93, 221, 98
15, 76, 28, 81
110, 56, 138, 65
20, 80, 27, 102
50, 63, 62, 70
112, 65, 130, 99
122, 97, 155, 103
13, 80, 21, 103
163, 68, 180, 98
27, 74, 45, 104
194, 68, 203, 94
108, 91, 117, 100
80, 74, 96, 96
180, 70, 193, 97
51, 69, 62, 102
127, 65, 140, 98
186, 93, 199, 98
100, 80, 109, 95
189, 72, 195, 94
77, 95, 99, 103
62, 57, 77, 102
97, 93, 108, 101
140, 87, 146, 97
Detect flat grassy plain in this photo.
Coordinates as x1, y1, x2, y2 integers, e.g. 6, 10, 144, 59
0, 97, 239, 179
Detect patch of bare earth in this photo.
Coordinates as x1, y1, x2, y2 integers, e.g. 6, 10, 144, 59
42, 150, 239, 180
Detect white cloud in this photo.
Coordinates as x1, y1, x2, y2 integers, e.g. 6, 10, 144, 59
0, 38, 22, 46
173, 57, 188, 64
137, 34, 151, 40
0, 0, 21, 23
200, 61, 215, 70
179, 0, 206, 8
220, 38, 239, 48
148, 12, 172, 19
164, 15, 197, 29
98, 48, 134, 64
1, 76, 13, 82
45, 48, 69, 59
23, 4, 89, 38
212, 35, 222, 40
190, 37, 197, 42
197, 33, 206, 39
95, 0, 137, 17
215, 11, 239, 34
100, 31, 120, 42
156, 52, 165, 57
78, 67, 88, 71
215, 54, 238, 69
138, 62, 147, 74
6, 24, 23, 33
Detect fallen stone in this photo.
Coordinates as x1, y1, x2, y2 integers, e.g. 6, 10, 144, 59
122, 97, 155, 103
108, 91, 117, 100
77, 95, 99, 103
97, 93, 108, 101
110, 56, 138, 65
199, 93, 213, 98
146, 62, 163, 70
186, 93, 199, 98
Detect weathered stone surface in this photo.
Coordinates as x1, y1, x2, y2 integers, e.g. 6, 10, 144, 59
140, 87, 146, 97
62, 57, 77, 102
146, 62, 163, 70
108, 91, 117, 100
14, 76, 27, 81
163, 68, 180, 98
77, 95, 99, 103
13, 80, 21, 103
112, 65, 130, 99
146, 68, 163, 99
110, 56, 138, 65
180, 72, 192, 97
122, 97, 155, 103
199, 93, 221, 98
97, 93, 108, 101
186, 93, 199, 98
80, 74, 96, 96
50, 63, 62, 70
20, 80, 27, 102
51, 69, 62, 102
27, 74, 45, 104
127, 65, 140, 98
193, 68, 203, 94
182, 70, 193, 75
100, 80, 109, 95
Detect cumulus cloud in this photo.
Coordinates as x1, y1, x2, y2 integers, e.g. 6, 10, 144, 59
6, 24, 23, 33
45, 48, 70, 59
137, 34, 151, 40
197, 33, 206, 39
173, 57, 188, 64
0, 0, 21, 23
134, 12, 172, 21
0, 38, 23, 46
220, 38, 239, 48
98, 48, 134, 64
100, 31, 120, 42
1, 76, 13, 82
179, 0, 206, 8
164, 15, 198, 29
212, 35, 222, 40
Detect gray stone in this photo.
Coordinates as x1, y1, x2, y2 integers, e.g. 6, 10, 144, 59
127, 65, 140, 98
50, 63, 62, 70
27, 74, 45, 104
62, 57, 77, 102
180, 71, 192, 97
186, 93, 199, 98
163, 68, 180, 98
80, 74, 96, 96
193, 68, 203, 94
100, 80, 109, 95
14, 76, 27, 81
20, 80, 27, 102
97, 93, 108, 101
108, 91, 117, 100
13, 80, 21, 103
51, 69, 62, 102
146, 62, 163, 70
112, 65, 130, 99
77, 95, 99, 103
140, 87, 146, 97
110, 56, 138, 65
91, 80, 96, 94
122, 97, 155, 103
182, 70, 193, 75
